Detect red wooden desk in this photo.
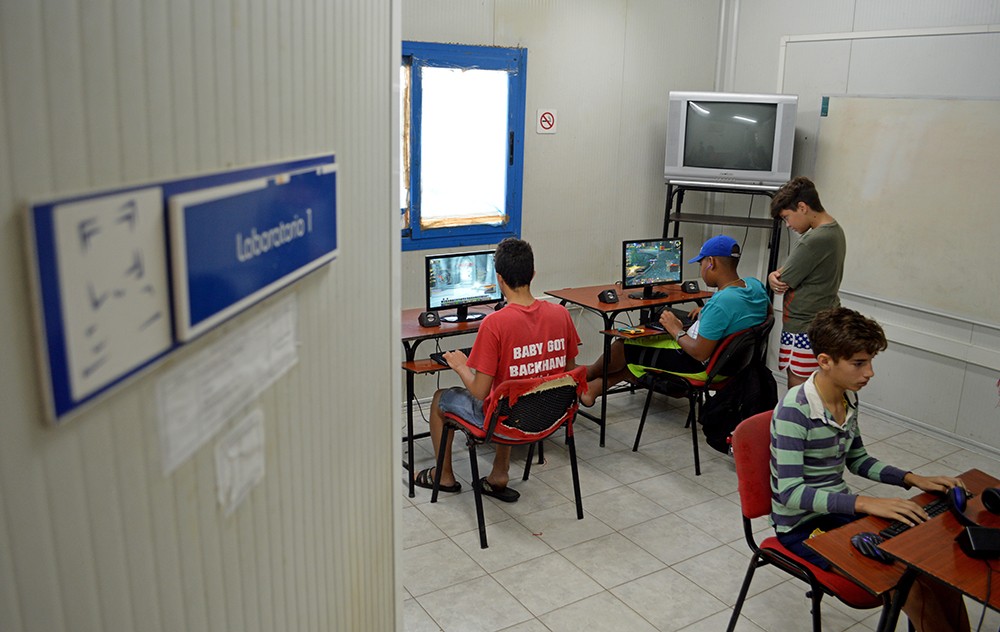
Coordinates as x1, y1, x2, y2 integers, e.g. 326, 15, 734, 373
806, 468, 1000, 631
400, 307, 482, 497
544, 283, 710, 446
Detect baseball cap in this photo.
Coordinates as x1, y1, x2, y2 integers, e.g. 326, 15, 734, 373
688, 235, 741, 263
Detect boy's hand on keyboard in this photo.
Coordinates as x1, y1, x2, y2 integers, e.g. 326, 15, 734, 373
688, 305, 702, 320
855, 496, 929, 527
441, 348, 469, 370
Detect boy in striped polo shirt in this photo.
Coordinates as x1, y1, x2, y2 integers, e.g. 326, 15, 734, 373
770, 307, 969, 631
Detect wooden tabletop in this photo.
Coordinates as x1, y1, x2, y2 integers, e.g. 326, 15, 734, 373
544, 283, 711, 313
806, 468, 999, 598
880, 469, 1000, 607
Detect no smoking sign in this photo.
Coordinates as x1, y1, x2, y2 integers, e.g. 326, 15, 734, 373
536, 109, 557, 134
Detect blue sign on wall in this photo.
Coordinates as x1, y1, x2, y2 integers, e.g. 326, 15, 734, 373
170, 159, 337, 341
26, 153, 337, 424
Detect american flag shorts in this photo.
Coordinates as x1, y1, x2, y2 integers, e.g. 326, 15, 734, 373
778, 331, 819, 377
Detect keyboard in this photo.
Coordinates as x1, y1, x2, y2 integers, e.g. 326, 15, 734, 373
878, 496, 953, 539
430, 347, 472, 367
646, 307, 694, 331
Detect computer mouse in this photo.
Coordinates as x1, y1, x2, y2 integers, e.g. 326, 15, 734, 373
850, 531, 893, 563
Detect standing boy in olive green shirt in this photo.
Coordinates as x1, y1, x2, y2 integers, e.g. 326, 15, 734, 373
768, 177, 846, 388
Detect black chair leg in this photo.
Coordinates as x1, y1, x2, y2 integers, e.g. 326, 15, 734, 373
688, 395, 701, 476
523, 443, 535, 481
727, 552, 762, 632
467, 444, 489, 549
522, 440, 545, 478
633, 388, 655, 451
567, 428, 584, 519
430, 427, 453, 503
808, 586, 823, 631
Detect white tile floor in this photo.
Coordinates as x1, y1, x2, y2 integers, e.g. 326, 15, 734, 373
402, 390, 1000, 632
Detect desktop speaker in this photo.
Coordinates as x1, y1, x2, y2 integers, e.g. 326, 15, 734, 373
418, 311, 440, 328
681, 280, 701, 294
956, 526, 1000, 559
494, 300, 506, 311
597, 289, 619, 304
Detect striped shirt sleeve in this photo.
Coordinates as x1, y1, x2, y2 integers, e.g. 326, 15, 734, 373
844, 431, 908, 485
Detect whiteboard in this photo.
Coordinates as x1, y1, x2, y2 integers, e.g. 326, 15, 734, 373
813, 96, 1000, 325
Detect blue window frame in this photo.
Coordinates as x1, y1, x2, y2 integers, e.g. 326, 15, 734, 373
401, 41, 527, 251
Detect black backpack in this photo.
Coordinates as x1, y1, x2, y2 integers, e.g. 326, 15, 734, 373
700, 361, 777, 454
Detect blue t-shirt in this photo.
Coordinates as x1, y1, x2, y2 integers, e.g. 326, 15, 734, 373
696, 277, 769, 341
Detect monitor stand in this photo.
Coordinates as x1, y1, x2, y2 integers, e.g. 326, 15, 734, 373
628, 286, 667, 300
440, 305, 487, 323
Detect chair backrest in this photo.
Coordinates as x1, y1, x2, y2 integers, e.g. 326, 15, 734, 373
705, 314, 775, 382
483, 366, 588, 444
732, 410, 775, 519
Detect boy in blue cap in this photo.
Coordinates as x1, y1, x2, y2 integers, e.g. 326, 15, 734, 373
582, 235, 770, 406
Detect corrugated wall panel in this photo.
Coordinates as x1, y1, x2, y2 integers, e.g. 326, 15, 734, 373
853, 0, 1000, 30
0, 1, 398, 631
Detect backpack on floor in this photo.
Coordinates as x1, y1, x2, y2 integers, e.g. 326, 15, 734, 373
700, 362, 778, 454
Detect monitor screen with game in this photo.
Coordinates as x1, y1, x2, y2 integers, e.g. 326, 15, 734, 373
425, 250, 503, 322
622, 238, 683, 300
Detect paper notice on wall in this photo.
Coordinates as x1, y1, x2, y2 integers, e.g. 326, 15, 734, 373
215, 408, 265, 516
156, 295, 298, 475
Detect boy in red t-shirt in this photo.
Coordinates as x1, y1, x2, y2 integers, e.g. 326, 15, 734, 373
412, 238, 581, 502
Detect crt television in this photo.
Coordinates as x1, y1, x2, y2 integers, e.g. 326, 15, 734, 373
664, 91, 798, 189
425, 250, 503, 322
622, 238, 683, 300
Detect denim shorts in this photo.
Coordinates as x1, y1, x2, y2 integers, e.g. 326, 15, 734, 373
438, 387, 485, 428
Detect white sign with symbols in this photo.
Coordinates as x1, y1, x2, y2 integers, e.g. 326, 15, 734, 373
536, 109, 557, 134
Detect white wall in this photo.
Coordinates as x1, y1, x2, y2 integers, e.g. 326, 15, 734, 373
723, 0, 1000, 453
401, 0, 723, 399
0, 2, 400, 631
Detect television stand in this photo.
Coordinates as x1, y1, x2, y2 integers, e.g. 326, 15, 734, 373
662, 181, 782, 298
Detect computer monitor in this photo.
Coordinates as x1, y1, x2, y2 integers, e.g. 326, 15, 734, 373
622, 238, 683, 300
425, 249, 503, 322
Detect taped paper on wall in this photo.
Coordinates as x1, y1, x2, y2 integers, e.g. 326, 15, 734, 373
215, 409, 265, 516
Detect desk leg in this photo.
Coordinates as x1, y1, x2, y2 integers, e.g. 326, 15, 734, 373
403, 341, 417, 498
598, 318, 611, 447
875, 568, 916, 632
406, 370, 417, 497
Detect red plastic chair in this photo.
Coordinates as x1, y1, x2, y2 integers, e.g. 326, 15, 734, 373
431, 366, 588, 549
633, 314, 774, 475
727, 411, 882, 631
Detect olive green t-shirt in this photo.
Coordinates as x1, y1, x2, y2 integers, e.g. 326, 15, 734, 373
780, 221, 846, 333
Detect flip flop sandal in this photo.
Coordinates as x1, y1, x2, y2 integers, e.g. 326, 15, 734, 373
478, 477, 520, 502
412, 467, 461, 493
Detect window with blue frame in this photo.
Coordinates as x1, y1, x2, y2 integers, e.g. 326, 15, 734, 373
401, 42, 527, 251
